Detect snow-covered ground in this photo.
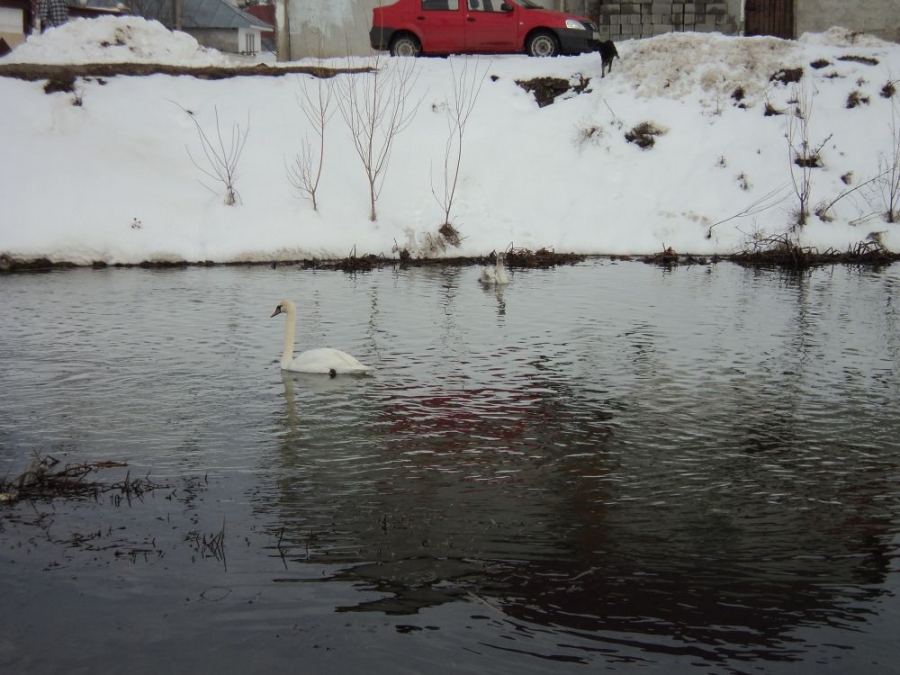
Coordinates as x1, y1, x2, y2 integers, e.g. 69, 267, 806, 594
2, 16, 899, 264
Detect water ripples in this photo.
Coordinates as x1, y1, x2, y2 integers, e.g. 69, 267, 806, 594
2, 261, 899, 671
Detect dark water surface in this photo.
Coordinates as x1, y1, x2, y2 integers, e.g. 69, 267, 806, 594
1, 261, 899, 674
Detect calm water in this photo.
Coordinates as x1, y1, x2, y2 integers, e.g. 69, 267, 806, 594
1, 260, 899, 674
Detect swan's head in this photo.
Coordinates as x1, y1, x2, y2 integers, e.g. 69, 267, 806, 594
270, 299, 295, 318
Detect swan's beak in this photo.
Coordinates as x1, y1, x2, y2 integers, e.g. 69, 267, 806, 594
270, 306, 283, 318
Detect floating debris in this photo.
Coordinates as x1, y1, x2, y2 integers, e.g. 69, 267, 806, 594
729, 233, 899, 270
505, 246, 585, 268
0, 454, 165, 506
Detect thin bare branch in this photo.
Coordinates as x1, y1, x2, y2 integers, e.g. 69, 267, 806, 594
176, 102, 249, 206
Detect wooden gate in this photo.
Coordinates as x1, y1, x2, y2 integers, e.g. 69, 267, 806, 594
745, 0, 794, 39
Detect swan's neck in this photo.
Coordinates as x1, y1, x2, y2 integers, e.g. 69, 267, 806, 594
282, 305, 297, 368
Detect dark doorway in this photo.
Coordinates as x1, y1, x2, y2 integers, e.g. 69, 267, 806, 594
745, 0, 794, 39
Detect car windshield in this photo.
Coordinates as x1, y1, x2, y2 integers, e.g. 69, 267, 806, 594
516, 0, 543, 7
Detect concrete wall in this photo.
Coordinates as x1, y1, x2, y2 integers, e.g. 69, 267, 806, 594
591, 1, 742, 40
795, 0, 899, 43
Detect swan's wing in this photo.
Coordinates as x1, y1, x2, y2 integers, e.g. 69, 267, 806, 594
286, 347, 372, 374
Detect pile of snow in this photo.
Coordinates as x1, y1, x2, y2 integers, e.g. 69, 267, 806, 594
618, 28, 895, 107
798, 26, 896, 49
620, 32, 798, 102
1, 16, 229, 66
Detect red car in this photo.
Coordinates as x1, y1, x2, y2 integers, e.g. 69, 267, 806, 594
370, 0, 602, 58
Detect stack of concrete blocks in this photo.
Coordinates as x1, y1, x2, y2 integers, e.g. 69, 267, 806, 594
592, 2, 739, 40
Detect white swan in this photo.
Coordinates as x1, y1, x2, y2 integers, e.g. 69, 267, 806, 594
479, 252, 510, 286
270, 299, 372, 376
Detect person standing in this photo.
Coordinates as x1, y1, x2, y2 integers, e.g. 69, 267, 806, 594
39, 0, 68, 30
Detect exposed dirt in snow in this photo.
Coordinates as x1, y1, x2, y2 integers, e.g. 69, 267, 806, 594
0, 61, 366, 82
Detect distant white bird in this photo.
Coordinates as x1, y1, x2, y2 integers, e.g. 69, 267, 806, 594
478, 252, 510, 286
270, 299, 372, 376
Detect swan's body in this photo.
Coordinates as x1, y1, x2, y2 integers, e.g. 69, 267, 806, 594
479, 252, 510, 286
271, 299, 372, 375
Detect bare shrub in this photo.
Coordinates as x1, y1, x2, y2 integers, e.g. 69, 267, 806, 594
786, 81, 831, 227
432, 56, 490, 229
829, 99, 900, 224
287, 73, 336, 211
874, 98, 900, 222
733, 232, 816, 269
706, 183, 793, 238
336, 52, 421, 222
815, 168, 892, 223
181, 105, 249, 206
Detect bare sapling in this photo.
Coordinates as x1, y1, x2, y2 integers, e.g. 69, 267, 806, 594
785, 81, 832, 228
287, 73, 336, 211
819, 99, 900, 224
706, 182, 793, 238
182, 105, 249, 206
432, 56, 490, 228
786, 81, 817, 228
877, 97, 900, 222
815, 172, 886, 223
337, 51, 421, 221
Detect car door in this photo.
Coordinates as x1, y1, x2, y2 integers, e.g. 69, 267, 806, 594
464, 0, 518, 52
414, 0, 466, 54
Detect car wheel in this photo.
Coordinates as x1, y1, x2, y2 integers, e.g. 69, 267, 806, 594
526, 31, 559, 57
390, 34, 422, 57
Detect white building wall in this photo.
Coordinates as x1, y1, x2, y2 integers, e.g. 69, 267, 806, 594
0, 6, 25, 49
287, 0, 376, 59
796, 0, 899, 43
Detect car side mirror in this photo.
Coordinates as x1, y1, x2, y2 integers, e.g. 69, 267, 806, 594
499, 2, 512, 11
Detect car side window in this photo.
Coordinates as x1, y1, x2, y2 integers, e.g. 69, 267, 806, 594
422, 0, 459, 9
468, 0, 505, 12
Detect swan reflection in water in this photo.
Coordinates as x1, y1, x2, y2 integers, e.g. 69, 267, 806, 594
278, 370, 363, 437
